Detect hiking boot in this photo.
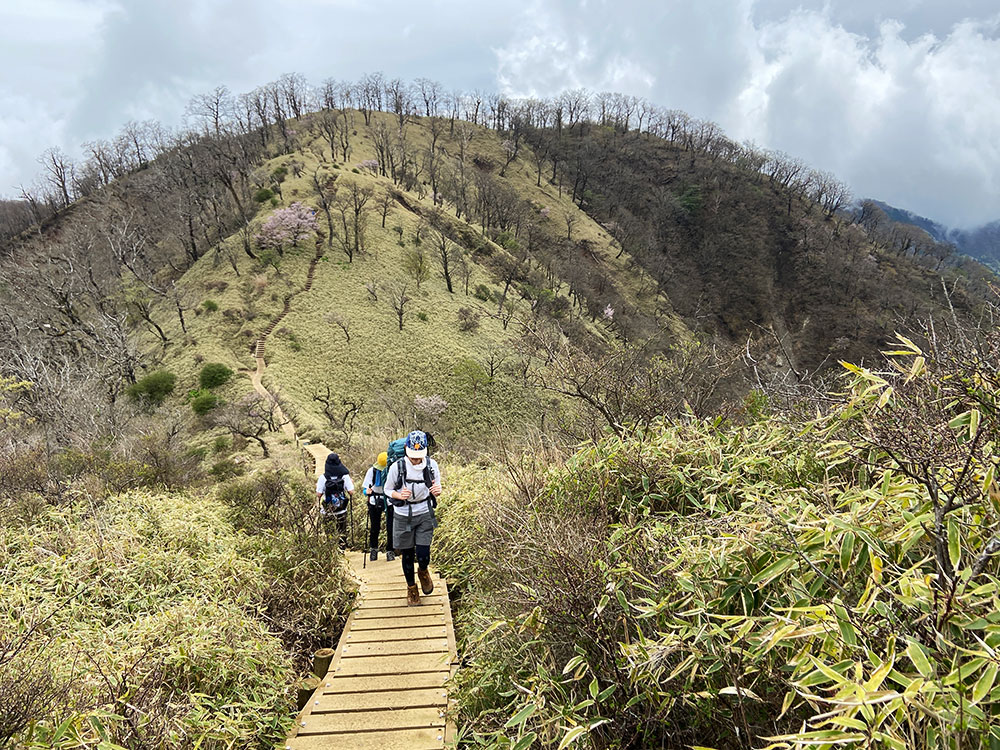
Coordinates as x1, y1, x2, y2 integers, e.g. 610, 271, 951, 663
369, 549, 378, 562
386, 550, 395, 562
407, 584, 420, 606
418, 568, 434, 595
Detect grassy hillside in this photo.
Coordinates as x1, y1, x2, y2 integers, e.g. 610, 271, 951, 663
152, 110, 685, 451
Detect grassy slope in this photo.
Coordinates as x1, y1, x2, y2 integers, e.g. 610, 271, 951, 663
153, 111, 688, 452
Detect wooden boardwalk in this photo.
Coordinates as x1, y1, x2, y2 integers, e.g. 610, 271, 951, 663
284, 552, 457, 749
283, 445, 458, 749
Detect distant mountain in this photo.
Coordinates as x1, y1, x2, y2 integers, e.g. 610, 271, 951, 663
871, 201, 950, 243
872, 200, 1000, 267
950, 221, 1000, 267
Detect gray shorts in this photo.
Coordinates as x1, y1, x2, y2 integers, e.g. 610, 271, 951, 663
392, 509, 435, 549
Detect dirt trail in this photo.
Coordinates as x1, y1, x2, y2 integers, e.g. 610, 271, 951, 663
246, 244, 328, 451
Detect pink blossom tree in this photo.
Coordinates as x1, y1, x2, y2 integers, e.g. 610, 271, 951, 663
255, 202, 318, 255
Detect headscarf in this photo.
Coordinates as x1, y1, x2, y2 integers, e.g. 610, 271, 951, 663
324, 452, 349, 478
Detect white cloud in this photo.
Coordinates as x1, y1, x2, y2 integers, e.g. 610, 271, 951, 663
495, 1, 1000, 227
1, 0, 998, 227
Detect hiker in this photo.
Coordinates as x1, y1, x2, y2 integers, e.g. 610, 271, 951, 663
362, 451, 395, 562
384, 430, 442, 605
316, 452, 354, 547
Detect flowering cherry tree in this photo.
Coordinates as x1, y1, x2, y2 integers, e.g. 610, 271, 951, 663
255, 202, 318, 255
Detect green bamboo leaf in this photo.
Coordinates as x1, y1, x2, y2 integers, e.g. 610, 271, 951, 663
906, 641, 933, 679
833, 602, 857, 648
512, 733, 538, 750
839, 532, 855, 574
504, 703, 537, 728
750, 554, 797, 586
973, 663, 998, 704
557, 725, 588, 750
562, 655, 585, 675
948, 518, 961, 570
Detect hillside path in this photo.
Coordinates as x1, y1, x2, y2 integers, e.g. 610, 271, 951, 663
282, 420, 458, 750
247, 243, 324, 445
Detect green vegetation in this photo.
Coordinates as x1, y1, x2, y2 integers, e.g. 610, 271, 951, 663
199, 362, 234, 389
440, 330, 1000, 748
191, 391, 220, 415
1, 484, 352, 749
4, 76, 1000, 750
126, 370, 176, 405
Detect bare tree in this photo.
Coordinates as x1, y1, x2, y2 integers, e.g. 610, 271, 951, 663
324, 311, 351, 343
312, 384, 365, 445
385, 281, 411, 330
331, 179, 373, 261
431, 227, 456, 293
38, 148, 75, 208
212, 393, 282, 457
375, 189, 394, 228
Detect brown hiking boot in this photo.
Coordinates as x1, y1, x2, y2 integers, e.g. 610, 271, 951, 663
407, 584, 420, 606
418, 568, 434, 595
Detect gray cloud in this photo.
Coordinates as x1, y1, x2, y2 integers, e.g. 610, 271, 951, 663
1, 0, 997, 228
496, 0, 1000, 228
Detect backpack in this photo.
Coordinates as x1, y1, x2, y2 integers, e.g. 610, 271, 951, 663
390, 457, 437, 508
387, 431, 435, 464
322, 474, 349, 514
386, 437, 408, 464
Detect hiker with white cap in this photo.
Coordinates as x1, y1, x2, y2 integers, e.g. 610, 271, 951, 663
384, 430, 442, 605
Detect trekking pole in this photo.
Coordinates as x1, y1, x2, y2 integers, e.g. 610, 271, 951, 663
349, 498, 355, 551
363, 498, 370, 569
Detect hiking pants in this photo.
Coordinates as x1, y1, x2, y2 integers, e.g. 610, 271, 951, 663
368, 502, 394, 551
400, 545, 431, 587
394, 511, 434, 586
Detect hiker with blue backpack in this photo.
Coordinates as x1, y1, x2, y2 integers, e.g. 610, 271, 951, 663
362, 451, 394, 562
384, 430, 442, 606
316, 452, 354, 548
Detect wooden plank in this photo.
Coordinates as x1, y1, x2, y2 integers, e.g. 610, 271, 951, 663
354, 604, 446, 619
321, 670, 449, 695
341, 639, 452, 657
285, 727, 444, 750
297, 706, 444, 735
361, 586, 446, 607
331, 652, 452, 676
344, 627, 449, 644
311, 687, 447, 713
350, 615, 445, 630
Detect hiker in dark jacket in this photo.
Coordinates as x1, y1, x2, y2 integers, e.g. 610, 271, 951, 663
315, 453, 354, 547
384, 431, 442, 605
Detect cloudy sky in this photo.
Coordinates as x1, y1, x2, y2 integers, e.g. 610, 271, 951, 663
2, 0, 998, 228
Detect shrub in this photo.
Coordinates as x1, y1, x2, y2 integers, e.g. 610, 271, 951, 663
126, 370, 176, 406
473, 284, 492, 302
417, 311, 429, 322
199, 363, 233, 389
457, 307, 481, 332
210, 458, 244, 479
444, 331, 1000, 749
0, 492, 308, 748
213, 435, 231, 454
202, 299, 219, 312
253, 187, 274, 203
191, 392, 220, 415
